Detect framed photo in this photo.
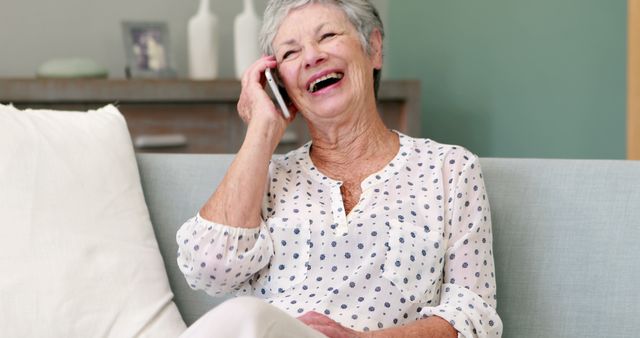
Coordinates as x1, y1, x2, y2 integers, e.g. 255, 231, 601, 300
121, 21, 176, 78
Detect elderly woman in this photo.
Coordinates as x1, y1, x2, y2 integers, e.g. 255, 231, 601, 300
176, 0, 502, 337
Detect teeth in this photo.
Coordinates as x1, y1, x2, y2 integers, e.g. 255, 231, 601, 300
308, 72, 344, 93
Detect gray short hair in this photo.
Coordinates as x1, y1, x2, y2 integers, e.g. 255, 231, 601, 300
259, 0, 384, 95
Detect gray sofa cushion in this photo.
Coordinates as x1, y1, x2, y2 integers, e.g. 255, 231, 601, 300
482, 158, 640, 337
137, 154, 233, 325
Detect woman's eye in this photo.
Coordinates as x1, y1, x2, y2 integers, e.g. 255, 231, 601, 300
282, 51, 294, 60
321, 32, 337, 41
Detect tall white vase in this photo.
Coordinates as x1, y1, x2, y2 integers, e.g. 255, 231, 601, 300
234, 0, 262, 78
188, 0, 219, 80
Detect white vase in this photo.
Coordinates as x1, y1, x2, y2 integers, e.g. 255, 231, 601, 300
188, 0, 219, 80
234, 0, 262, 78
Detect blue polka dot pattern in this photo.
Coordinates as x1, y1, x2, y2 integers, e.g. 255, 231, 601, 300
177, 132, 502, 337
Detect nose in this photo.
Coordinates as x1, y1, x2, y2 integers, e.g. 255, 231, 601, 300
303, 42, 327, 69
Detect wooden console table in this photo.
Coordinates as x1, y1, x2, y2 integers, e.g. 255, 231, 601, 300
0, 78, 420, 154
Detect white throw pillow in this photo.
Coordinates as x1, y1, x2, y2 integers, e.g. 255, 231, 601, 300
0, 104, 186, 337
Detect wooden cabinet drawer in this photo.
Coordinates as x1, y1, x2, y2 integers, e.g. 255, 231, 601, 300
119, 103, 245, 154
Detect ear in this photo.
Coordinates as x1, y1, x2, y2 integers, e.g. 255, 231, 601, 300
368, 28, 383, 70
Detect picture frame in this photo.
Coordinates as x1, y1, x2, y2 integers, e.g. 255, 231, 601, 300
121, 21, 176, 78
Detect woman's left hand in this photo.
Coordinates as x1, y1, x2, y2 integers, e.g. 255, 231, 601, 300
298, 311, 364, 338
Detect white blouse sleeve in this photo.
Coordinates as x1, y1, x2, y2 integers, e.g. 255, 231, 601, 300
420, 153, 503, 337
176, 214, 274, 297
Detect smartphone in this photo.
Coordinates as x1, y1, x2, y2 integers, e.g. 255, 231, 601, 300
264, 68, 291, 119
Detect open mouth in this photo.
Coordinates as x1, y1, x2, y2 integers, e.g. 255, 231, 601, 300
307, 72, 344, 93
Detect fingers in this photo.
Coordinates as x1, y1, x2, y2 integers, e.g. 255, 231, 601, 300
237, 56, 280, 124
307, 323, 358, 338
298, 311, 336, 325
298, 312, 361, 338
307, 324, 334, 337
241, 55, 277, 89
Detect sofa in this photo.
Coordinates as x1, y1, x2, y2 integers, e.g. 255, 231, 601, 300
3, 105, 639, 337
138, 153, 640, 338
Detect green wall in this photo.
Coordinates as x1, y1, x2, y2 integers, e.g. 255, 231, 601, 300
386, 0, 627, 159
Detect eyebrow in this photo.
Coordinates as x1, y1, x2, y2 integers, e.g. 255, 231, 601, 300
276, 22, 329, 51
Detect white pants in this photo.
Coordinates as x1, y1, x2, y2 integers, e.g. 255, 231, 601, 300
179, 296, 327, 338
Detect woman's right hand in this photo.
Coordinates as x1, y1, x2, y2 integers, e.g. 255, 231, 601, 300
237, 56, 297, 142
199, 57, 296, 228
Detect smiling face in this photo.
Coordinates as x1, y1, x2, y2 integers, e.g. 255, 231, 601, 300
272, 3, 382, 123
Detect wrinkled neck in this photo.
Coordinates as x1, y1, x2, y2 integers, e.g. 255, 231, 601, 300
309, 115, 397, 170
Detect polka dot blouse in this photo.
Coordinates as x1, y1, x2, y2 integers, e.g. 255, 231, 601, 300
177, 132, 503, 337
